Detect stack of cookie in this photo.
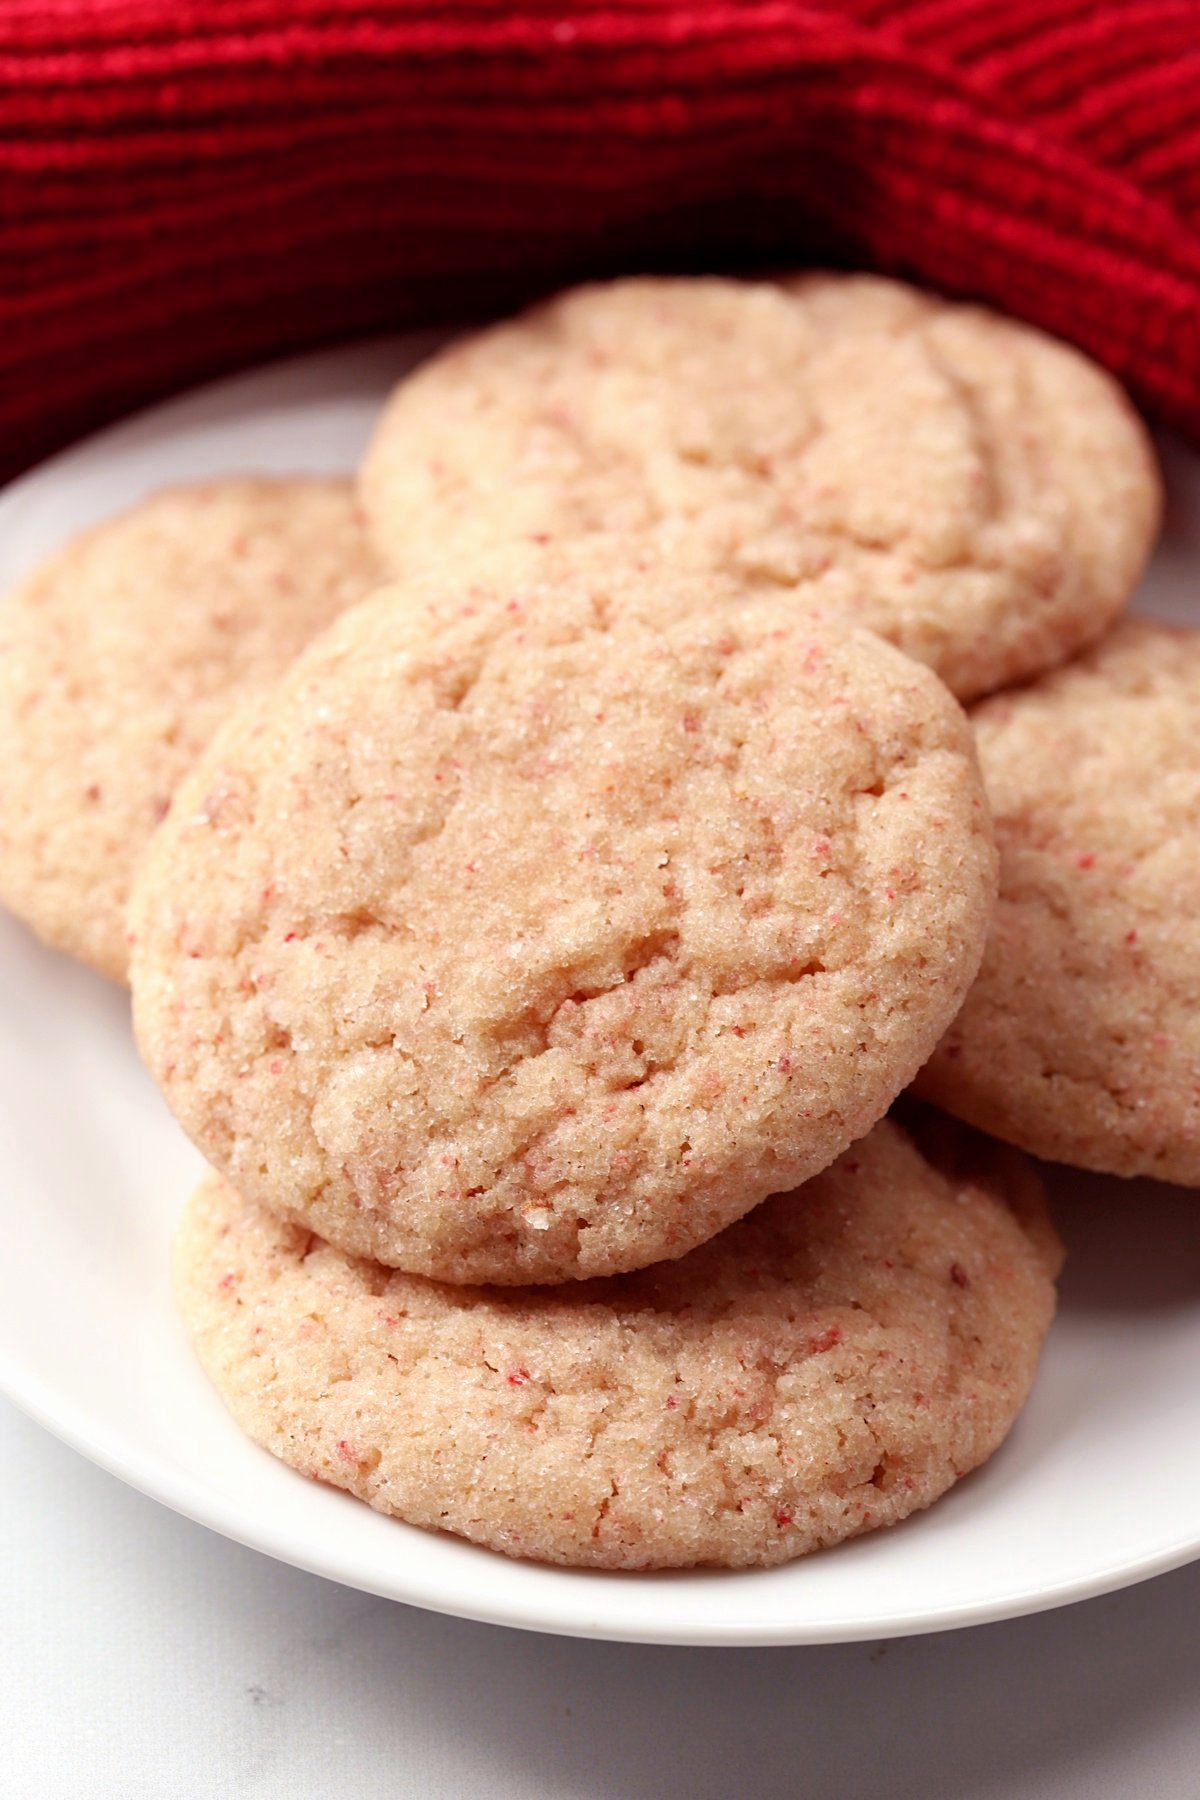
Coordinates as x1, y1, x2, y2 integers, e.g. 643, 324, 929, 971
0, 273, 1173, 1570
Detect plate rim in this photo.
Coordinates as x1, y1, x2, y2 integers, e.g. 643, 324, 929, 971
7, 1349, 1200, 1647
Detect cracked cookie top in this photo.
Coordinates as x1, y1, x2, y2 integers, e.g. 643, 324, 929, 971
174, 1117, 1060, 1569
358, 273, 1160, 704
130, 554, 996, 1283
0, 477, 383, 981
917, 618, 1200, 1183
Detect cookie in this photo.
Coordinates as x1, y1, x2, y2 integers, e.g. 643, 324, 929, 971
130, 560, 997, 1284
0, 477, 382, 980
916, 619, 1200, 1182
359, 273, 1160, 703
175, 1117, 1061, 1570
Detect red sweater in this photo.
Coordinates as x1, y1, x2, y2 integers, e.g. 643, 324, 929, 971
2, 1, 1197, 475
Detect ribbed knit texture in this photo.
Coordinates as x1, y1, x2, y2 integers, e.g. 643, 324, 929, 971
2, 1, 1197, 476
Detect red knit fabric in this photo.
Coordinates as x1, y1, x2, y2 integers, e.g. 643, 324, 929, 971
2, 1, 1198, 478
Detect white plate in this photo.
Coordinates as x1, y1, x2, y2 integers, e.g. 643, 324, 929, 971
2, 340, 1200, 1647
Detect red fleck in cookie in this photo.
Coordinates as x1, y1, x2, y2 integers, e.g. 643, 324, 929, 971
359, 273, 1160, 703
917, 619, 1200, 1183
130, 556, 996, 1284
175, 1117, 1061, 1570
0, 478, 383, 981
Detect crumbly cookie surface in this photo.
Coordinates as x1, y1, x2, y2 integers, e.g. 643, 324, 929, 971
917, 619, 1200, 1182
359, 273, 1160, 702
130, 563, 996, 1283
175, 1118, 1061, 1570
0, 477, 382, 980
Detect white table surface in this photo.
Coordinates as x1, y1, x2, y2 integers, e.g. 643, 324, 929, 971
5, 1396, 1199, 1800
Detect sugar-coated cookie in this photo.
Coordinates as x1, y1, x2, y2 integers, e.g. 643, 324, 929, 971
175, 1117, 1060, 1570
131, 559, 997, 1283
917, 619, 1200, 1182
359, 273, 1160, 702
0, 478, 382, 980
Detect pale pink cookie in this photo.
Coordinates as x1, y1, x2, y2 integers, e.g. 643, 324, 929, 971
359, 273, 1160, 702
131, 560, 996, 1284
918, 619, 1200, 1183
0, 477, 382, 980
175, 1117, 1061, 1570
